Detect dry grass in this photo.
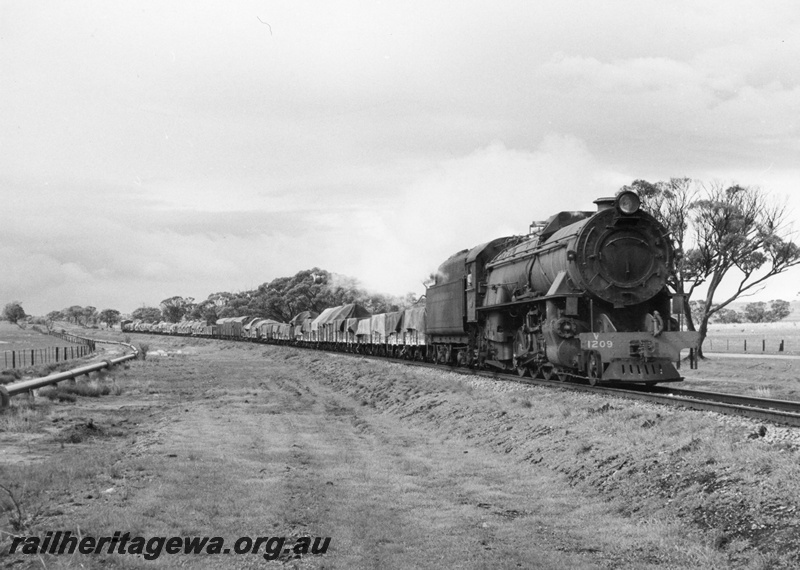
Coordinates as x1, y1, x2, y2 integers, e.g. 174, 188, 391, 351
3, 334, 800, 568
0, 369, 23, 385
0, 322, 73, 351
706, 321, 800, 355
0, 398, 52, 433
309, 355, 800, 568
682, 356, 800, 402
0, 447, 125, 535
38, 377, 122, 403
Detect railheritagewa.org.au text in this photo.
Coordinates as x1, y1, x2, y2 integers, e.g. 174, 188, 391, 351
9, 531, 331, 561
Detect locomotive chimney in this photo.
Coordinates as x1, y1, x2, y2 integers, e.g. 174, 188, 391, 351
593, 197, 615, 211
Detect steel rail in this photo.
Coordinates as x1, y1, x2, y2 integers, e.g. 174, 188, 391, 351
631, 385, 800, 413
0, 339, 138, 408
307, 348, 800, 426
476, 370, 800, 427
124, 330, 800, 427
345, 353, 800, 427
582, 385, 800, 428
520, 378, 800, 427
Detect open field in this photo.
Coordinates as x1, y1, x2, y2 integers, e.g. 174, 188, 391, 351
0, 322, 76, 351
705, 321, 800, 356
681, 355, 800, 402
0, 322, 96, 373
2, 333, 800, 568
685, 321, 800, 401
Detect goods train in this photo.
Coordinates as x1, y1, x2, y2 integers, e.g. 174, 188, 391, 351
123, 191, 700, 385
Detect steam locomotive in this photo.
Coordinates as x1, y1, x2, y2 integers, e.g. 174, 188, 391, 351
425, 190, 699, 384
125, 191, 699, 385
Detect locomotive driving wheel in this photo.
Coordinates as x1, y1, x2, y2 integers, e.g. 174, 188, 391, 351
544, 366, 568, 382
513, 357, 528, 377
587, 351, 603, 386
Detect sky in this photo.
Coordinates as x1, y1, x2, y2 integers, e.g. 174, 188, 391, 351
2, 1, 800, 316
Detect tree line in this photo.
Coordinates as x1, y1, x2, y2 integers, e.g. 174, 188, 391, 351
133, 268, 419, 325
46, 306, 121, 328
691, 300, 792, 325
4, 269, 419, 330
1, 302, 121, 330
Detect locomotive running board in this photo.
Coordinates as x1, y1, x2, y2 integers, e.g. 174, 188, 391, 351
476, 292, 582, 312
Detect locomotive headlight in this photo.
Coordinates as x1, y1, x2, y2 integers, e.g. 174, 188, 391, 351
616, 191, 641, 215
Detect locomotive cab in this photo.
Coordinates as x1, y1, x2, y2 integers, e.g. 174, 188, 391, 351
425, 236, 523, 366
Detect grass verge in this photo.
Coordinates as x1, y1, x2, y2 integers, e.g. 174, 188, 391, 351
307, 353, 800, 568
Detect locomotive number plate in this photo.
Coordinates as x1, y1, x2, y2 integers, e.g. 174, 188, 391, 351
584, 340, 613, 349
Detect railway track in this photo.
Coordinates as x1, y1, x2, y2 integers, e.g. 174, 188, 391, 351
369, 355, 800, 427
474, 367, 800, 427
128, 331, 800, 428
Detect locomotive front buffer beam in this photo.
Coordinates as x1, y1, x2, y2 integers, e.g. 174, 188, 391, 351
577, 330, 701, 385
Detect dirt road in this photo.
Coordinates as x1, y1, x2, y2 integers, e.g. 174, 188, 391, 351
2, 338, 786, 568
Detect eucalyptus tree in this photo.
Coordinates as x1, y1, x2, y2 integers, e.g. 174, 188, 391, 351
625, 179, 800, 355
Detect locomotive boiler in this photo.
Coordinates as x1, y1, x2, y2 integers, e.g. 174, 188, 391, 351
426, 191, 700, 384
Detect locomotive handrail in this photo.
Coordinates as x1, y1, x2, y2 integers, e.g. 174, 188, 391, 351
0, 338, 139, 408
487, 237, 570, 269
475, 290, 584, 311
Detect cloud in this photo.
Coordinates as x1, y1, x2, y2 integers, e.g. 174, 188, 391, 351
347, 135, 627, 295
1, 135, 626, 314
526, 45, 800, 169
4, 1, 800, 313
